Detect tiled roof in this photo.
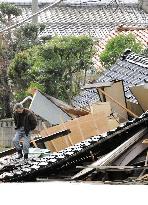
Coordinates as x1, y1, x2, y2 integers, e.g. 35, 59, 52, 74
0, 0, 139, 6
1, 4, 147, 40
72, 52, 148, 108
0, 111, 147, 182
93, 27, 148, 70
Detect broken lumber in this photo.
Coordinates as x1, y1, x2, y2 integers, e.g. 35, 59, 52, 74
71, 128, 147, 180
98, 88, 138, 118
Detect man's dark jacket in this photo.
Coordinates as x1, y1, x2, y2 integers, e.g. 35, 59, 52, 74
14, 109, 37, 135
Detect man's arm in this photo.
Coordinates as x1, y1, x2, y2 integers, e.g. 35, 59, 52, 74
29, 112, 37, 130
13, 112, 18, 129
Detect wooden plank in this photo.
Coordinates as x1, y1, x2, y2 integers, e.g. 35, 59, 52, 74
126, 101, 143, 117
98, 86, 138, 119
90, 102, 111, 117
99, 81, 130, 122
142, 139, 148, 144
82, 82, 113, 89
59, 115, 73, 146
40, 112, 109, 150
42, 122, 59, 152
113, 136, 148, 166
76, 165, 134, 170
130, 85, 148, 112
59, 115, 72, 147
71, 128, 147, 180
108, 118, 119, 130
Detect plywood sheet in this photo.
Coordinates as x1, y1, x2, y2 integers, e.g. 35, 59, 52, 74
108, 118, 119, 130
90, 102, 111, 117
40, 112, 109, 152
126, 101, 143, 116
130, 85, 148, 112
101, 81, 128, 122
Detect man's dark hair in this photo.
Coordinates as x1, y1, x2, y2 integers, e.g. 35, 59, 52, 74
13, 103, 24, 111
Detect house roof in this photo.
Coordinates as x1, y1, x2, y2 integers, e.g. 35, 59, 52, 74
0, 0, 139, 6
1, 3, 146, 71
0, 110, 148, 182
93, 26, 148, 70
72, 51, 148, 108
1, 3, 147, 40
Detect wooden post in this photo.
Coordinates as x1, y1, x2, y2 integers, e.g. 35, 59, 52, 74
98, 88, 138, 118
76, 118, 85, 141
145, 151, 148, 167
42, 122, 58, 152
59, 115, 73, 146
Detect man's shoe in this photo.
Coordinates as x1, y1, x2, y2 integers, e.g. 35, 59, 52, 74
24, 153, 28, 160
17, 150, 23, 159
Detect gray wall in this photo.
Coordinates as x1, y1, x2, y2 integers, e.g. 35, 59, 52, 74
0, 118, 44, 148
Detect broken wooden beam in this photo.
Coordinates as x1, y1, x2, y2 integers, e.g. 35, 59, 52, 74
76, 165, 134, 170
82, 82, 113, 89
71, 128, 147, 180
98, 88, 138, 118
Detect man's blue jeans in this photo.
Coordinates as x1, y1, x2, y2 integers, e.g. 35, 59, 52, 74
12, 127, 31, 154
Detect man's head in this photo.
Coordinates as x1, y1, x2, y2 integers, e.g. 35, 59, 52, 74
13, 103, 24, 113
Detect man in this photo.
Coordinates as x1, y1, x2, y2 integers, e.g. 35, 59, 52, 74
12, 103, 37, 159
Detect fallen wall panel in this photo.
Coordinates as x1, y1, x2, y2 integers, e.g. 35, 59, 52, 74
102, 80, 128, 122
41, 112, 109, 152
29, 91, 71, 125
130, 85, 148, 112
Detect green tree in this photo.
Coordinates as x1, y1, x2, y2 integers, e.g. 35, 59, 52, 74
143, 47, 148, 57
13, 23, 46, 52
0, 2, 22, 42
0, 3, 46, 118
100, 33, 143, 68
0, 3, 22, 118
9, 35, 94, 104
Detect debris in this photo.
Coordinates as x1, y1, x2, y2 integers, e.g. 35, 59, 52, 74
130, 84, 148, 112
0, 112, 148, 182
71, 128, 147, 180
29, 90, 72, 124
40, 111, 109, 152
137, 174, 148, 181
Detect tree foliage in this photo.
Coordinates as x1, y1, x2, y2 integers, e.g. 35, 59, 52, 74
0, 2, 22, 24
143, 47, 148, 57
0, 3, 22, 118
9, 35, 94, 103
13, 23, 46, 52
100, 33, 143, 68
0, 2, 46, 118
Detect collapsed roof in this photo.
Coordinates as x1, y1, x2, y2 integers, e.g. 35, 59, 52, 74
73, 52, 148, 108
0, 111, 148, 182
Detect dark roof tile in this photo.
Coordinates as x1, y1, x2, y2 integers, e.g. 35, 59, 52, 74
73, 52, 148, 107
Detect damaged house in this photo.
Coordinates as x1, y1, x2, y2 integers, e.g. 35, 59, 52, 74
0, 53, 148, 183
0, 0, 148, 184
